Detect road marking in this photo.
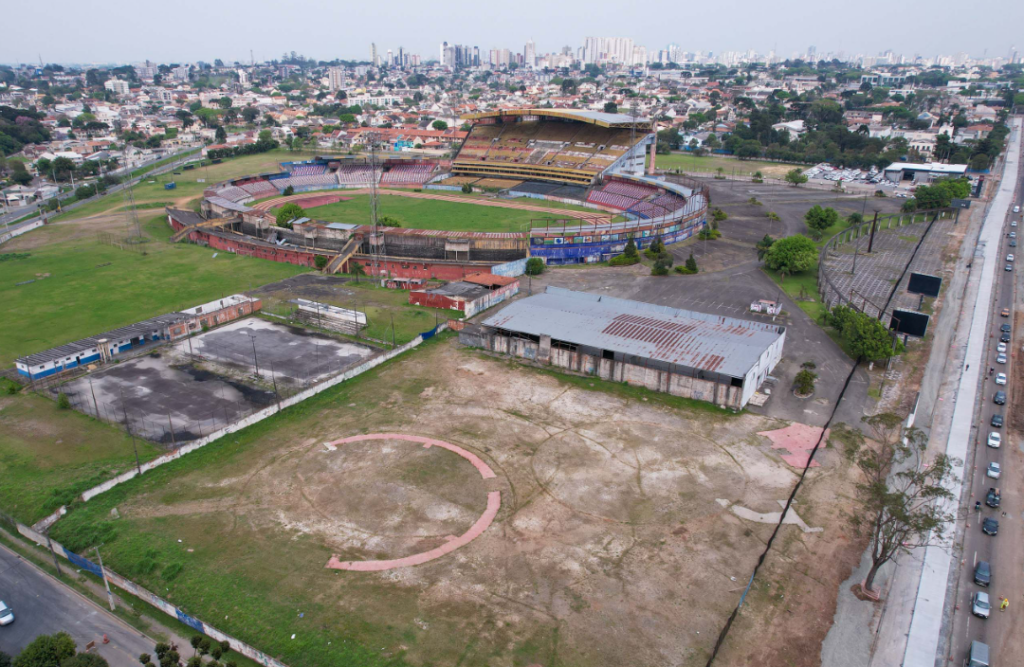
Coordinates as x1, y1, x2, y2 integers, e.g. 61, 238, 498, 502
974, 550, 977, 567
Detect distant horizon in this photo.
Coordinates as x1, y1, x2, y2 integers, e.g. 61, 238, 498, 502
2, 0, 1021, 66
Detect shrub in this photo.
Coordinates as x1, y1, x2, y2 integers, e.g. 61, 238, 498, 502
609, 253, 640, 266
874, 190, 886, 197
901, 199, 918, 213
57, 393, 70, 410
524, 257, 545, 275
752, 171, 764, 183
847, 212, 864, 226
461, 183, 472, 194
282, 185, 294, 196
651, 252, 674, 275
747, 197, 762, 206
711, 207, 728, 222
794, 369, 818, 395
675, 251, 699, 274
314, 255, 328, 270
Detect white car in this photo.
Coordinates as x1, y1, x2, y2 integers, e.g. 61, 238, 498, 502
1015, 205, 1021, 213
988, 432, 1002, 448
997, 353, 1008, 364
973, 591, 992, 619
1014, 221, 1019, 227
988, 462, 1002, 479
1008, 254, 1015, 263
996, 373, 1007, 385
0, 600, 12, 626
998, 342, 1008, 353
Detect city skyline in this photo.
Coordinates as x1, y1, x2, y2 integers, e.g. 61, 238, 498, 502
2, 0, 1022, 66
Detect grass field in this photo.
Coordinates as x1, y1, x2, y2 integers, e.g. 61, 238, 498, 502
0, 387, 162, 524
52, 149, 322, 222
45, 338, 863, 667
0, 214, 306, 368
280, 194, 593, 233
651, 152, 804, 179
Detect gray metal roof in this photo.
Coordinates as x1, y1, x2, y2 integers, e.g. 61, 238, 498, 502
425, 281, 492, 300
17, 313, 190, 367
481, 287, 785, 378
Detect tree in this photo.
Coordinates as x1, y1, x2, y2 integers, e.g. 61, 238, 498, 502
431, 120, 448, 131
217, 97, 232, 109
804, 205, 840, 239
276, 203, 304, 229
785, 168, 808, 186
215, 126, 227, 143
764, 234, 817, 277
847, 212, 864, 226
970, 153, 990, 171
9, 160, 32, 186
755, 234, 775, 262
60, 654, 110, 667
603, 101, 618, 114
525, 257, 545, 275
314, 255, 328, 270
851, 413, 958, 592
51, 156, 76, 182
13, 632, 76, 667
825, 305, 904, 360
282, 185, 294, 196
461, 183, 472, 194
241, 106, 260, 124
0, 652, 11, 667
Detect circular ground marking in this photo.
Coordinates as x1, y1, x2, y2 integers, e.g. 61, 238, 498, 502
323, 433, 500, 571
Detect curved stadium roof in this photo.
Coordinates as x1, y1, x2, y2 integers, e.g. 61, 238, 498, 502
461, 108, 653, 130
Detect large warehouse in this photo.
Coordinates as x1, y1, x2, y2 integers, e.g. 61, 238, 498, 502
459, 288, 785, 409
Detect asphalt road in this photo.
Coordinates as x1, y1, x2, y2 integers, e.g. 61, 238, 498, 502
0, 542, 154, 665
948, 162, 1024, 661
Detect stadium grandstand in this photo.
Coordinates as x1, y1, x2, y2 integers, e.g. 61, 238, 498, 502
453, 109, 656, 186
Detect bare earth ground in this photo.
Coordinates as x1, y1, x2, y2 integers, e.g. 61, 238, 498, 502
93, 339, 865, 667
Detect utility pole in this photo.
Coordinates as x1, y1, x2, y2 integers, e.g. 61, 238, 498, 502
119, 388, 141, 475
249, 335, 260, 376
94, 547, 116, 611
867, 211, 879, 254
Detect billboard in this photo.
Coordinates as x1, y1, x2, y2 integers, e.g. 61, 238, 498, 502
891, 309, 929, 337
907, 272, 942, 298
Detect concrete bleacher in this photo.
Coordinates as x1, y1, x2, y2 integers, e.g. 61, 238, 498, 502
290, 164, 327, 176
337, 165, 379, 185
216, 185, 253, 203
237, 180, 278, 198
651, 192, 687, 212
381, 164, 434, 185
603, 180, 658, 199
587, 189, 636, 210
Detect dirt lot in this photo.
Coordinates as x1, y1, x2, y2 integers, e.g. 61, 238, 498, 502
55, 339, 866, 667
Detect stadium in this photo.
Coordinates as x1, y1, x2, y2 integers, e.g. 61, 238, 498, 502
169, 108, 709, 278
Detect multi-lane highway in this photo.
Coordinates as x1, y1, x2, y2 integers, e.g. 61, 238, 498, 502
947, 151, 1024, 662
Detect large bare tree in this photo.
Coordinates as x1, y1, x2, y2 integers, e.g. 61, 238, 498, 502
852, 412, 958, 593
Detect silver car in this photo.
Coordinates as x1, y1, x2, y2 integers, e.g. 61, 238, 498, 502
0, 600, 12, 626
996, 372, 1007, 385
973, 591, 991, 618
987, 462, 1002, 479
997, 353, 1008, 364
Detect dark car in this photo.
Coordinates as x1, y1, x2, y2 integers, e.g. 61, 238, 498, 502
982, 517, 999, 535
1012, 240, 1018, 247
992, 413, 1005, 427
975, 560, 992, 586
1001, 331, 1011, 342
986, 487, 1001, 508
1001, 323, 1011, 332
995, 391, 1007, 405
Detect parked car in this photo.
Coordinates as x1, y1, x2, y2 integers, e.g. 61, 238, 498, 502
988, 432, 1002, 448
1006, 264, 1013, 272
986, 487, 1001, 508
998, 342, 1008, 353
1001, 308, 1011, 317
982, 517, 999, 535
0, 601, 11, 626
987, 461, 1002, 478
995, 390, 1007, 405
1011, 239, 1018, 248
967, 640, 991, 667
996, 372, 1007, 385
974, 560, 992, 586
1001, 323, 1011, 333
997, 353, 1007, 364
1015, 205, 1021, 213
972, 592, 992, 618
991, 413, 1004, 427
1009, 254, 1015, 262
1001, 331, 1011, 342
1014, 220, 1019, 227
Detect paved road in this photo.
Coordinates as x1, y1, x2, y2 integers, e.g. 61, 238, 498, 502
0, 542, 154, 665
946, 125, 1024, 665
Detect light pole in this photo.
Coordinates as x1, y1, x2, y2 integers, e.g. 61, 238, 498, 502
249, 334, 260, 377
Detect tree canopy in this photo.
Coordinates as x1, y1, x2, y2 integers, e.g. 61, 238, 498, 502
764, 234, 817, 276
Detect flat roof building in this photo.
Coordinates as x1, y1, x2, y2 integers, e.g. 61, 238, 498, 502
883, 162, 968, 183
460, 287, 786, 409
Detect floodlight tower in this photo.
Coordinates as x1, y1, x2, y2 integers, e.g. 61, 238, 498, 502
629, 100, 641, 175
366, 131, 387, 281
121, 163, 142, 239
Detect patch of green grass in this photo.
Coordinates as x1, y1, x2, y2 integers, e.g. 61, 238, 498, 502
0, 214, 306, 367
284, 195, 560, 233
0, 390, 163, 524
650, 152, 804, 179
763, 266, 825, 322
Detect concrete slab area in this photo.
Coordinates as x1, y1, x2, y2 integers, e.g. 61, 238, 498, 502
189, 318, 374, 386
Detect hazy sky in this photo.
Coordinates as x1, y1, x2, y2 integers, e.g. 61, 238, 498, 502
4, 0, 1022, 66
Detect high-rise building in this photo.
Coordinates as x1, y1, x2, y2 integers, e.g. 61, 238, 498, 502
583, 37, 636, 66
370, 43, 378, 66
328, 67, 345, 91
386, 49, 394, 66
524, 39, 536, 68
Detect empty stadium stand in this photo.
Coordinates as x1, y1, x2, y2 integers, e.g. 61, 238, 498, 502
237, 180, 278, 198
381, 164, 434, 185
336, 165, 380, 186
